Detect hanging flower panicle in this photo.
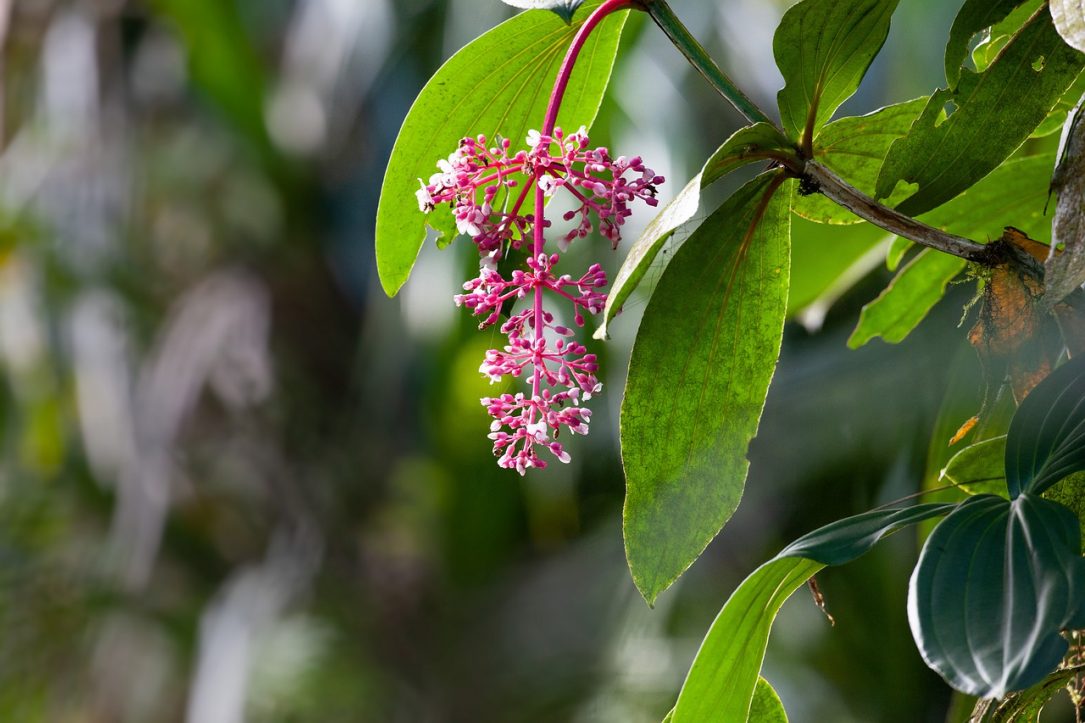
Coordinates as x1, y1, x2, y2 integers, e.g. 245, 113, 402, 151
418, 126, 662, 473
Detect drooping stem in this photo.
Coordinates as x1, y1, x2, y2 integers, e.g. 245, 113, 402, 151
640, 0, 774, 127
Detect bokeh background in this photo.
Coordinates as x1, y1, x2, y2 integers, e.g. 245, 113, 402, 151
0, 0, 1076, 721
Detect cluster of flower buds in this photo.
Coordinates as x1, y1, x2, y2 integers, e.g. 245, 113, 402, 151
418, 127, 662, 473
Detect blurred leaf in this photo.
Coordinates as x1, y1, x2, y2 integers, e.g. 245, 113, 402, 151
886, 237, 912, 271
794, 98, 927, 225
945, 0, 1029, 89
787, 217, 888, 316
1045, 101, 1085, 304
848, 249, 966, 348
1005, 353, 1085, 497
502, 0, 585, 22
1052, 0, 1085, 51
774, 0, 899, 147
908, 494, 1085, 698
876, 5, 1085, 216
622, 174, 791, 605
941, 435, 1009, 496
749, 677, 789, 723
598, 123, 794, 338
672, 503, 953, 722
375, 1, 626, 296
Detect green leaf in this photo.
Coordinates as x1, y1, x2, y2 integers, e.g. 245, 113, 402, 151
502, 0, 585, 23
672, 503, 953, 722
941, 435, 1010, 497
597, 123, 795, 338
849, 153, 1055, 348
848, 249, 966, 348
787, 217, 889, 317
972, 1, 1045, 73
970, 663, 1085, 721
621, 174, 792, 605
374, 2, 626, 296
1045, 102, 1085, 304
1005, 353, 1085, 497
908, 493, 1085, 698
945, 0, 1029, 89
774, 0, 899, 147
1052, 0, 1085, 51
749, 678, 789, 723
793, 98, 927, 225
886, 237, 912, 271
876, 4, 1085, 216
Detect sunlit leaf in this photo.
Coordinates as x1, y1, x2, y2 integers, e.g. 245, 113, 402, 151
876, 5, 1085, 216
749, 677, 789, 723
774, 0, 899, 147
941, 435, 1009, 497
598, 123, 794, 338
944, 0, 1029, 89
375, 2, 626, 296
908, 494, 1085, 698
622, 174, 791, 605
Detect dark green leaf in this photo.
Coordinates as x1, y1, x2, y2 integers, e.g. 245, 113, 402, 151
502, 0, 585, 22
1045, 101, 1085, 304
794, 98, 927, 224
908, 494, 1085, 698
1052, 0, 1085, 51
774, 0, 899, 147
971, 663, 1085, 721
876, 4, 1085, 216
622, 174, 791, 605
1005, 353, 1085, 497
941, 435, 1010, 496
749, 677, 789, 723
598, 123, 794, 338
375, 2, 626, 296
672, 502, 953, 721
945, 0, 1029, 89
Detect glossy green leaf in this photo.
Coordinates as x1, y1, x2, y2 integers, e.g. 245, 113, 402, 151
848, 250, 966, 348
774, 0, 899, 146
941, 435, 1010, 497
748, 677, 788, 723
1053, 0, 1085, 51
672, 503, 953, 722
909, 493, 1085, 698
945, 0, 1029, 89
1045, 102, 1085, 304
622, 174, 791, 605
598, 123, 794, 338
876, 4, 1085, 216
794, 98, 927, 225
1005, 353, 1085, 497
502, 0, 585, 23
849, 154, 1055, 348
374, 2, 626, 296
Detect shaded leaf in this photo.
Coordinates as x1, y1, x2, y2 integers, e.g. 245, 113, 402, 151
1052, 0, 1085, 52
794, 97, 927, 224
622, 174, 791, 605
502, 0, 585, 23
876, 4, 1085, 216
908, 494, 1085, 698
672, 503, 953, 722
941, 435, 1010, 497
1046, 101, 1085, 305
1005, 352, 1085, 497
598, 123, 794, 338
945, 0, 1029, 89
774, 0, 899, 148
375, 2, 626, 296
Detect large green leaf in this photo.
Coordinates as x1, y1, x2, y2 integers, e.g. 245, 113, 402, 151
793, 98, 927, 225
1052, 0, 1085, 51
1045, 102, 1085, 305
908, 494, 1085, 698
774, 0, 899, 147
876, 4, 1085, 216
622, 174, 791, 605
1005, 353, 1085, 497
944, 0, 1030, 89
597, 123, 795, 339
374, 2, 626, 296
671, 503, 953, 722
849, 153, 1055, 348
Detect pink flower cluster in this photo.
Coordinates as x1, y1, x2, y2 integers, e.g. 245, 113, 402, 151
418, 127, 662, 473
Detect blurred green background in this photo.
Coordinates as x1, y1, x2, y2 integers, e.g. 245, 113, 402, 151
0, 0, 1076, 721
